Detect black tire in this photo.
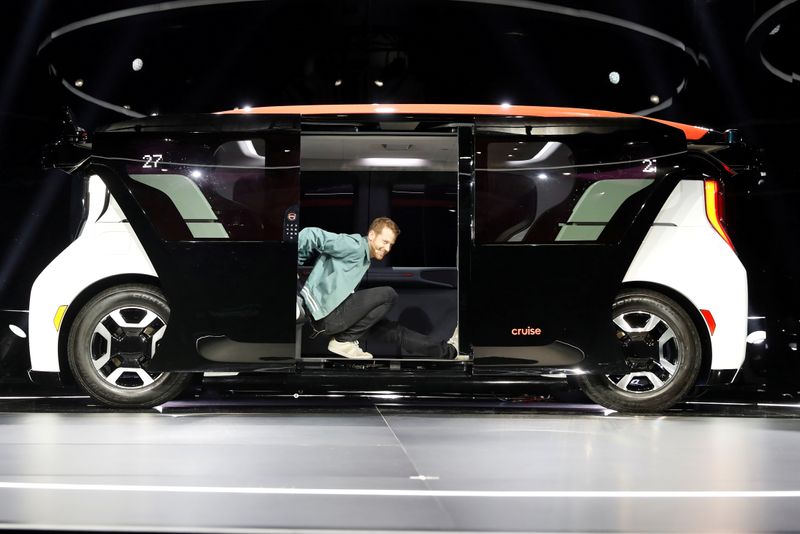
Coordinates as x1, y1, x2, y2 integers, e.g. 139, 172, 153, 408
67, 284, 194, 408
577, 289, 702, 413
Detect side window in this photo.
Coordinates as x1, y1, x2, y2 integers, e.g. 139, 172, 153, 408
475, 133, 658, 244
123, 134, 299, 241
299, 172, 360, 235
386, 173, 457, 267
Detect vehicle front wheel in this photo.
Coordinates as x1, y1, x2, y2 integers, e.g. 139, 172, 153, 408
67, 284, 194, 408
577, 289, 703, 413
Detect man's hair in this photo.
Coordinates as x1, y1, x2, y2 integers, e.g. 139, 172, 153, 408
369, 217, 401, 237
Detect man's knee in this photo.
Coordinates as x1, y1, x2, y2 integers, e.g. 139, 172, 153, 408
380, 286, 398, 304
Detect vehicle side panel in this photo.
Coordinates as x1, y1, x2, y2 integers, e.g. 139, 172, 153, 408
466, 118, 686, 373
29, 176, 157, 373
623, 180, 748, 372
91, 119, 301, 372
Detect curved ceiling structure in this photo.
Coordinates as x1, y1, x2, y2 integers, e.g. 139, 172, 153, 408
36, 0, 698, 123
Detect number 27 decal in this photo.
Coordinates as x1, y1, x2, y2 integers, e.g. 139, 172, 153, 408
142, 154, 163, 168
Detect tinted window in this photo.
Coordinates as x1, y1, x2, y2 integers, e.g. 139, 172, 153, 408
122, 134, 299, 241
299, 171, 360, 235
386, 173, 457, 266
475, 133, 659, 244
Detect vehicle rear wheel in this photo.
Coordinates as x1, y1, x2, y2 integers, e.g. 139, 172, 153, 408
577, 289, 702, 413
67, 284, 194, 408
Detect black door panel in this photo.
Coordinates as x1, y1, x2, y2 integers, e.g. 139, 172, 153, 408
92, 117, 301, 372
465, 119, 686, 373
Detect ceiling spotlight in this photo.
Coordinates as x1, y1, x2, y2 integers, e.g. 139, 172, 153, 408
74, 79, 84, 88
132, 58, 144, 71
500, 102, 512, 108
374, 80, 384, 87
334, 79, 343, 87
650, 94, 660, 104
243, 105, 252, 112
608, 71, 620, 85
769, 24, 781, 35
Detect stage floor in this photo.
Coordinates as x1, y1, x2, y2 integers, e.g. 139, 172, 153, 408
1, 393, 800, 533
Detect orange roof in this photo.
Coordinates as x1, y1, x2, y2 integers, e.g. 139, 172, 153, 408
217, 103, 711, 141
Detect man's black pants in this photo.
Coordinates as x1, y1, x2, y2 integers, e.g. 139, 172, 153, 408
317, 286, 455, 358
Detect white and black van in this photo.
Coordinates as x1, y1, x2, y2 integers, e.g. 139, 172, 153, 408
23, 104, 747, 412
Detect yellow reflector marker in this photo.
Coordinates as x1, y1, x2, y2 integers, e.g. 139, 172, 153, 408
53, 305, 69, 331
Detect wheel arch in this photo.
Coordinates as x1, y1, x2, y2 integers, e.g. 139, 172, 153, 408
618, 281, 713, 386
57, 274, 163, 385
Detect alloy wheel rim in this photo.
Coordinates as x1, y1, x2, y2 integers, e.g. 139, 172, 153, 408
90, 306, 166, 389
606, 310, 681, 394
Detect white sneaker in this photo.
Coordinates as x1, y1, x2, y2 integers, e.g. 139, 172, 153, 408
447, 323, 459, 350
447, 324, 469, 360
328, 339, 373, 359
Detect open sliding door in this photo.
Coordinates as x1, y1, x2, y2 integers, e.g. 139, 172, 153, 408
93, 115, 301, 372
461, 118, 685, 374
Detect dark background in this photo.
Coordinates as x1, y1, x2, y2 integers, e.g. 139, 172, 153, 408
1, 0, 799, 393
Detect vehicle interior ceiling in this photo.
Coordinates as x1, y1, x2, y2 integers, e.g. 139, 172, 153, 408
298, 123, 460, 359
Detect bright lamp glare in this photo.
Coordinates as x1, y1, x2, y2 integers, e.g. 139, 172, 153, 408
746, 330, 767, 344
359, 158, 427, 167
8, 325, 26, 339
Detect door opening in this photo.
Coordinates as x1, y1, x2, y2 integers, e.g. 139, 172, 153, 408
296, 129, 460, 363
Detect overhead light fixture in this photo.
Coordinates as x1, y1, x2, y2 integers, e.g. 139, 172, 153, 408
500, 102, 512, 108
359, 158, 427, 167
374, 80, 384, 87
132, 58, 143, 71
243, 105, 252, 112
650, 94, 660, 104
334, 79, 343, 86
122, 104, 131, 110
608, 71, 620, 85
74, 79, 84, 88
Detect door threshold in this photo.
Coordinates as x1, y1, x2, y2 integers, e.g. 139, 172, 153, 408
299, 356, 470, 371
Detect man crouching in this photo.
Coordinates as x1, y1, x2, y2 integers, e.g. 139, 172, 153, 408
298, 217, 458, 360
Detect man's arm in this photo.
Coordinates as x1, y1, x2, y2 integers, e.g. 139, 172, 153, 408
298, 227, 362, 265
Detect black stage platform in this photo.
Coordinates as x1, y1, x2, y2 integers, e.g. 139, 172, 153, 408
1, 393, 800, 533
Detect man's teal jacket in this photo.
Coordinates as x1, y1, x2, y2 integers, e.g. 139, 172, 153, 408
298, 227, 371, 320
